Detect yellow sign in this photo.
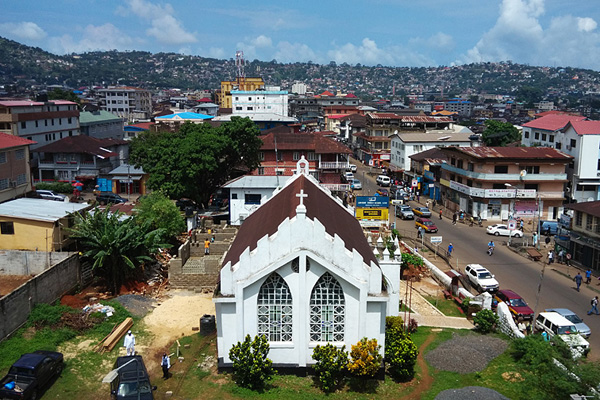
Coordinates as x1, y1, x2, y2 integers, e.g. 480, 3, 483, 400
356, 208, 389, 220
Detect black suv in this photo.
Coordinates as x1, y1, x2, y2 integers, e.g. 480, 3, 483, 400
96, 192, 127, 205
110, 356, 156, 400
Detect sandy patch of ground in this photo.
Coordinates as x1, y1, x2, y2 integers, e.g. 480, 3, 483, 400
140, 290, 216, 369
0, 275, 33, 296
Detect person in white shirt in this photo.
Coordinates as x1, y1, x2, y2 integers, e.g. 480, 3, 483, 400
123, 330, 135, 356
161, 353, 171, 379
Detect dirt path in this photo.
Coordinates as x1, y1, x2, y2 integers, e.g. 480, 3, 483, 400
0, 275, 31, 296
404, 333, 435, 400
139, 290, 216, 370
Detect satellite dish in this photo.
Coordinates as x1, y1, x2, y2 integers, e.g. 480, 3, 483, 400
520, 170, 527, 178
588, 197, 595, 202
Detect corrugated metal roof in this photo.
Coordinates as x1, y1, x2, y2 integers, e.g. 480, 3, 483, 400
79, 110, 123, 124
395, 132, 474, 142
0, 132, 36, 149
567, 121, 600, 135
0, 198, 89, 222
155, 112, 213, 120
108, 164, 145, 175
522, 114, 586, 131
445, 146, 573, 160
223, 175, 283, 189
566, 201, 600, 218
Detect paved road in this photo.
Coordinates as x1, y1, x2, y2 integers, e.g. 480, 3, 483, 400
391, 197, 600, 360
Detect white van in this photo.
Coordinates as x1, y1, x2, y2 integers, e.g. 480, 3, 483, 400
535, 312, 590, 358
376, 175, 391, 187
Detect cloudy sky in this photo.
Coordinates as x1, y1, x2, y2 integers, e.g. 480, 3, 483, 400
2, 0, 599, 69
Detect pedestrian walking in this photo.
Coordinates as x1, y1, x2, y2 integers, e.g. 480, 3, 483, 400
204, 238, 210, 255
417, 193, 420, 203
452, 212, 457, 225
439, 208, 443, 220
544, 235, 551, 248
586, 268, 592, 284
548, 249, 554, 264
588, 296, 600, 315
124, 330, 135, 356
558, 249, 565, 264
426, 199, 431, 208
417, 226, 423, 238
161, 353, 171, 379
532, 232, 538, 247
575, 272, 583, 292
542, 331, 549, 341
432, 199, 437, 208
520, 219, 524, 230
447, 243, 453, 257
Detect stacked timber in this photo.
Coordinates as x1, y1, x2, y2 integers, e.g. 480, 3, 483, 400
96, 317, 133, 353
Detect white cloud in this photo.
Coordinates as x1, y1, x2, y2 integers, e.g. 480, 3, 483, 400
327, 38, 434, 67
409, 32, 456, 53
121, 0, 197, 44
251, 35, 273, 48
578, 17, 597, 32
0, 22, 47, 41
47, 23, 136, 54
274, 41, 318, 63
206, 47, 227, 60
456, 0, 600, 69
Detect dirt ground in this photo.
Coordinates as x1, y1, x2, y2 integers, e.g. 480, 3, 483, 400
137, 290, 216, 370
0, 275, 32, 296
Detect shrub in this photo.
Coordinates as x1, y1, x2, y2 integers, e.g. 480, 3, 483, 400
311, 343, 348, 392
407, 318, 419, 334
229, 334, 274, 390
347, 337, 382, 378
35, 181, 74, 194
27, 303, 73, 327
473, 309, 498, 333
385, 317, 418, 380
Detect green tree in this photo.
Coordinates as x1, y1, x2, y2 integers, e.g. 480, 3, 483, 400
311, 343, 348, 392
134, 191, 186, 243
46, 88, 80, 104
69, 206, 168, 294
385, 316, 418, 380
473, 309, 498, 333
229, 334, 274, 391
482, 119, 521, 146
130, 117, 262, 206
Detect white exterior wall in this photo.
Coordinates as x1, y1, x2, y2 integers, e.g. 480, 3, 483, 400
291, 82, 307, 95
9, 104, 80, 149
390, 136, 473, 171
561, 127, 600, 202
231, 90, 289, 117
215, 180, 400, 367
229, 187, 275, 225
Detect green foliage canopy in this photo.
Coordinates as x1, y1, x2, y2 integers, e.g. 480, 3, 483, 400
228, 334, 274, 391
134, 191, 186, 242
129, 117, 262, 206
311, 343, 348, 392
482, 119, 521, 146
347, 337, 382, 378
385, 316, 418, 380
69, 206, 168, 294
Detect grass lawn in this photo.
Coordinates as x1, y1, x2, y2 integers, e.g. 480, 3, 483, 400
424, 295, 465, 318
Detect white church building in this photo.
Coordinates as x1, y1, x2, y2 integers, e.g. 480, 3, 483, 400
214, 158, 400, 369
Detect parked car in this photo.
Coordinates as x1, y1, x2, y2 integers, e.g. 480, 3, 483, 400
346, 164, 357, 173
0, 350, 64, 400
396, 205, 414, 220
96, 192, 127, 205
412, 207, 432, 218
535, 312, 590, 358
376, 175, 391, 186
486, 224, 523, 238
415, 218, 438, 233
110, 355, 157, 400
350, 179, 362, 190
493, 289, 534, 320
35, 189, 67, 202
545, 308, 591, 338
344, 171, 354, 183
464, 264, 499, 293
376, 188, 389, 197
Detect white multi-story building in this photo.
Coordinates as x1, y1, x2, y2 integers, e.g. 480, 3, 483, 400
0, 100, 80, 149
389, 128, 477, 172
291, 82, 308, 95
97, 86, 152, 122
521, 114, 585, 147
231, 87, 289, 117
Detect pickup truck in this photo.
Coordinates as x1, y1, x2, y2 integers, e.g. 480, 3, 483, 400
396, 205, 414, 220
0, 351, 63, 400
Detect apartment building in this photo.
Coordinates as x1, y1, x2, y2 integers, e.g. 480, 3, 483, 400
0, 133, 36, 203
216, 77, 265, 109
439, 146, 572, 221
0, 100, 79, 149
231, 87, 289, 117
96, 86, 152, 121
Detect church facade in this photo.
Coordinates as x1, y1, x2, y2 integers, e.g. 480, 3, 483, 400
214, 158, 400, 368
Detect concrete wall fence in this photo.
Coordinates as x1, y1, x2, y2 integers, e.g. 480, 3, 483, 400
0, 253, 81, 341
0, 250, 73, 275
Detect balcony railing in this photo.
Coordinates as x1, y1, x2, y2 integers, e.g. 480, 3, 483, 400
442, 163, 568, 181
321, 183, 351, 192
319, 161, 349, 170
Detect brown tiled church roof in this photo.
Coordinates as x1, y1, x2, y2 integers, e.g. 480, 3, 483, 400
223, 174, 377, 267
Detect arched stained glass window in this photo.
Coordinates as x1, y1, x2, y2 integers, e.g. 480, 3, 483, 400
257, 273, 293, 342
310, 273, 345, 342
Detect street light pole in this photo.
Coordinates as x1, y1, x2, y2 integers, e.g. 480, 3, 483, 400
505, 183, 518, 246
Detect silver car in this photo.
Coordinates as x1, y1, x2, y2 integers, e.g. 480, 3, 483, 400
350, 179, 362, 190
36, 189, 67, 201
545, 308, 591, 338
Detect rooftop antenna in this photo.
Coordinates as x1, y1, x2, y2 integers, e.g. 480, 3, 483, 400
235, 51, 246, 90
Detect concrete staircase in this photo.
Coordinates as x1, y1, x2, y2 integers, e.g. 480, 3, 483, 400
169, 221, 237, 292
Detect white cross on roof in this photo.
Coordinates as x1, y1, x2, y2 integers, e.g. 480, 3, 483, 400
296, 189, 308, 206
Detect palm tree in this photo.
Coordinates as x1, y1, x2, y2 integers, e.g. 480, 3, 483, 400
69, 206, 168, 294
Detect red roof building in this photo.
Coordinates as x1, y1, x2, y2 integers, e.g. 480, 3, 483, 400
0, 132, 36, 203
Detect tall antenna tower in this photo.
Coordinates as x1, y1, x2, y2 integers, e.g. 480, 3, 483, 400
235, 50, 246, 90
